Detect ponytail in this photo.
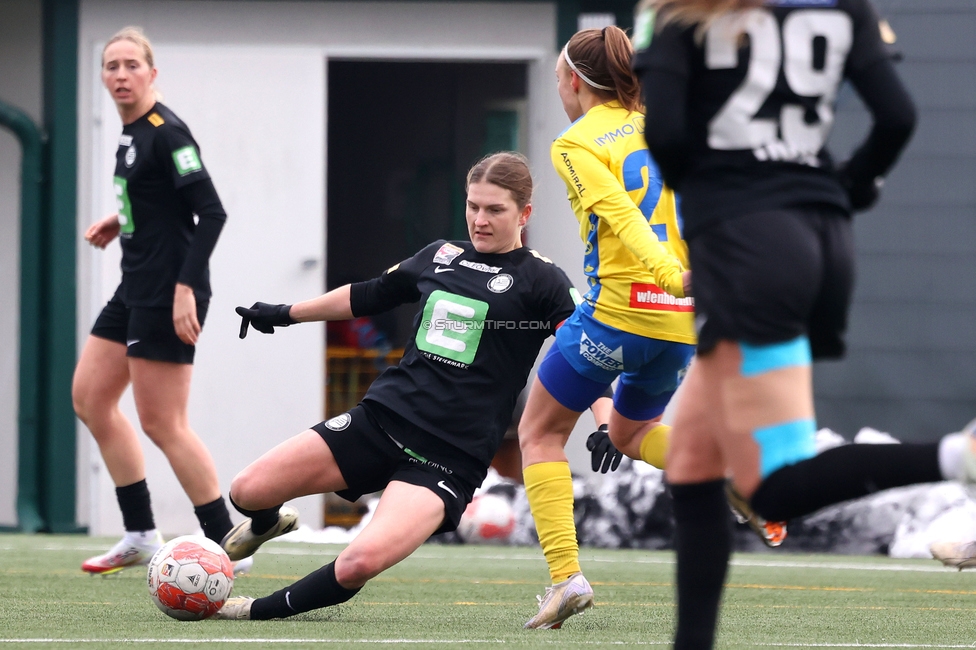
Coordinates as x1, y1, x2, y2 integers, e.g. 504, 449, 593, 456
564, 26, 642, 113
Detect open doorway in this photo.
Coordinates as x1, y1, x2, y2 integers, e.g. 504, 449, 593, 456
325, 59, 528, 384
323, 60, 530, 522
326, 59, 528, 330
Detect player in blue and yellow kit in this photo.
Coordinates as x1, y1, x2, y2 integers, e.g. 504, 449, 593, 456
519, 26, 696, 629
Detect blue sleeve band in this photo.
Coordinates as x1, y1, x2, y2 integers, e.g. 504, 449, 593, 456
753, 418, 817, 478
740, 336, 811, 377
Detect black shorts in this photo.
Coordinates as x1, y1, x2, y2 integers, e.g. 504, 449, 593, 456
312, 401, 482, 535
91, 285, 209, 365
690, 207, 853, 360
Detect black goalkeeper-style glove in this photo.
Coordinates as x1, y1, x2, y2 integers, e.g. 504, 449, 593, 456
236, 302, 297, 338
586, 424, 623, 474
836, 161, 882, 212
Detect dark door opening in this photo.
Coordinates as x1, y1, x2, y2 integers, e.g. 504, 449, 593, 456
324, 59, 528, 413
326, 59, 528, 348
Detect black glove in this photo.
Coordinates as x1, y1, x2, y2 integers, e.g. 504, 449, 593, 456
236, 302, 296, 338
836, 161, 882, 212
586, 424, 623, 474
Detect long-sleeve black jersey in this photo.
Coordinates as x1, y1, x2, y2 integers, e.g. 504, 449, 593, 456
113, 102, 227, 306
633, 0, 916, 238
348, 240, 577, 472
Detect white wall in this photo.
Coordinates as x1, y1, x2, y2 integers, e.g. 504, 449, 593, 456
0, 0, 43, 528
79, 0, 596, 539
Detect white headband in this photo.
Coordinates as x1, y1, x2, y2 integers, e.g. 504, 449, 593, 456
562, 44, 614, 92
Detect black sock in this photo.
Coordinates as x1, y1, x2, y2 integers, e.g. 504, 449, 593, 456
670, 479, 732, 650
752, 443, 942, 522
250, 561, 361, 620
116, 479, 155, 532
194, 497, 234, 544
228, 493, 282, 536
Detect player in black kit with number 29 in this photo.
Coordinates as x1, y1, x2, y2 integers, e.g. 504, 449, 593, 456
633, 1, 976, 648
211, 152, 579, 621
75, 27, 243, 574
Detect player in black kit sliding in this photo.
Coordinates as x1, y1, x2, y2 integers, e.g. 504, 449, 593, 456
212, 152, 579, 621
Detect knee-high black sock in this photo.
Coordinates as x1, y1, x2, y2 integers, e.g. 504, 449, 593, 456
228, 493, 282, 536
250, 561, 361, 620
194, 497, 234, 544
670, 479, 732, 650
117, 479, 155, 532
752, 443, 942, 522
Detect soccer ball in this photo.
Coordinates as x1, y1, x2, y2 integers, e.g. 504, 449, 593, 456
457, 494, 516, 544
147, 535, 234, 621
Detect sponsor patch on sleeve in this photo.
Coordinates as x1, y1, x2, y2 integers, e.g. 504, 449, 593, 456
433, 243, 465, 265
147, 113, 165, 127
172, 146, 203, 176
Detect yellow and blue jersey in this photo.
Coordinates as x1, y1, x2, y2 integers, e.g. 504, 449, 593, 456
550, 101, 695, 344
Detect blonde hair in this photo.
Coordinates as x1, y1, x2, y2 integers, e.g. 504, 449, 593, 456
102, 26, 155, 68
641, 0, 764, 28
564, 26, 642, 113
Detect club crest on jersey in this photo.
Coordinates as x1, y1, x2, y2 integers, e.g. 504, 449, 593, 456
433, 243, 464, 266
124, 145, 137, 168
324, 413, 352, 431
579, 331, 624, 372
487, 274, 513, 293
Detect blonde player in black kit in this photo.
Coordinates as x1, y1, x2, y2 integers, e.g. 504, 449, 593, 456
635, 1, 976, 647
74, 27, 244, 574
211, 152, 580, 621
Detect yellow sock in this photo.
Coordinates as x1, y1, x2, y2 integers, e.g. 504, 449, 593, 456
639, 424, 671, 469
523, 461, 579, 583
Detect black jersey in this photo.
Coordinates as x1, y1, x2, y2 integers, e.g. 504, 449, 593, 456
113, 103, 213, 307
349, 241, 577, 476
634, 0, 891, 237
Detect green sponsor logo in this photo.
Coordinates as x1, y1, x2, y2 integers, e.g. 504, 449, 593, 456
113, 176, 134, 235
415, 290, 489, 366
633, 7, 656, 50
172, 146, 202, 176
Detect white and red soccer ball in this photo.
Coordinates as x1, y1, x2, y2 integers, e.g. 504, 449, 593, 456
147, 535, 234, 620
457, 493, 516, 544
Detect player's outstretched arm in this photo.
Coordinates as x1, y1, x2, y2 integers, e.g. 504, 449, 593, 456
237, 285, 353, 338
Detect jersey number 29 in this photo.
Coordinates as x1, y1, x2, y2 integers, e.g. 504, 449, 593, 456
705, 9, 853, 162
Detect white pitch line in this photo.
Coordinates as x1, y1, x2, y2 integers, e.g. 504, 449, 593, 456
0, 641, 503, 645
0, 545, 953, 573
0, 640, 669, 646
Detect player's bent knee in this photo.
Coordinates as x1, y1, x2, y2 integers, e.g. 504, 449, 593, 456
229, 472, 261, 508
337, 547, 385, 584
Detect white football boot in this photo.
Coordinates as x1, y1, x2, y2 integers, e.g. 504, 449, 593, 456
221, 506, 299, 561
81, 530, 164, 575
232, 556, 254, 575
213, 596, 255, 620
931, 541, 976, 570
523, 572, 594, 629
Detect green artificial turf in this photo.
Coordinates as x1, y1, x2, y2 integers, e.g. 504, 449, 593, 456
1, 534, 974, 648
